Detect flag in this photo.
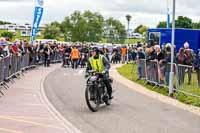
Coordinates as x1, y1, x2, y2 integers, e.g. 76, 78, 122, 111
30, 0, 44, 43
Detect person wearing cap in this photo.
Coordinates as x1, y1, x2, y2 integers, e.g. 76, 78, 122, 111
86, 47, 113, 99
0, 37, 10, 57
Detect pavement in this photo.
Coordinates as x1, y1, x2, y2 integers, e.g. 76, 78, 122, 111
0, 65, 69, 133
44, 65, 200, 133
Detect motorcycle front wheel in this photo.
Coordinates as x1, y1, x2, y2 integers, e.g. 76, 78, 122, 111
85, 86, 100, 112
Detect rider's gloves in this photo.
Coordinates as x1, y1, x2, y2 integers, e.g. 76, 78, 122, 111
102, 70, 108, 74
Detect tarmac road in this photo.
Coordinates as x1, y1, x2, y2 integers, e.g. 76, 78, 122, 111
44, 67, 200, 133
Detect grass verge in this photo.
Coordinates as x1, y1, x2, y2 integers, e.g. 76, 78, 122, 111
117, 63, 200, 107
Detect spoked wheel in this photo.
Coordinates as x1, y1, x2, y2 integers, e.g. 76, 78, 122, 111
85, 86, 100, 112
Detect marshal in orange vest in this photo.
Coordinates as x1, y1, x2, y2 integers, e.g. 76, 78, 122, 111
71, 48, 80, 59
121, 47, 127, 55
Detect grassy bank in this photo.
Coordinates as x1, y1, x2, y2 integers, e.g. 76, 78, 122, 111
117, 63, 200, 107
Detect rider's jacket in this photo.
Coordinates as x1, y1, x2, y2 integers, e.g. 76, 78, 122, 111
89, 55, 104, 73
86, 54, 110, 75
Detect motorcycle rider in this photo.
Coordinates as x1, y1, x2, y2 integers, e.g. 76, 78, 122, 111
85, 47, 113, 99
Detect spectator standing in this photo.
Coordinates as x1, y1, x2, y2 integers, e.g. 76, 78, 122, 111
195, 50, 200, 88
176, 48, 186, 85
43, 44, 51, 67
163, 43, 172, 85
136, 47, 146, 79
184, 42, 195, 85
154, 45, 165, 84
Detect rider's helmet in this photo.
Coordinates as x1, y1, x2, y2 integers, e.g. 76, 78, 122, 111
91, 47, 100, 59
92, 47, 99, 54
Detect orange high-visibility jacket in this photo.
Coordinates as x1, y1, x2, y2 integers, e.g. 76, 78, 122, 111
121, 48, 127, 55
71, 48, 80, 59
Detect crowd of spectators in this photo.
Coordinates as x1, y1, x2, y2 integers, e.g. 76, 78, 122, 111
129, 41, 200, 88
0, 37, 65, 67
1, 37, 199, 88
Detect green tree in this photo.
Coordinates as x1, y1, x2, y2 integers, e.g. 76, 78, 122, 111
0, 20, 11, 25
1, 31, 14, 39
43, 23, 60, 39
157, 21, 167, 28
83, 11, 104, 42
135, 25, 148, 34
157, 16, 194, 29
192, 22, 200, 29
104, 17, 126, 44
61, 10, 104, 42
175, 16, 192, 28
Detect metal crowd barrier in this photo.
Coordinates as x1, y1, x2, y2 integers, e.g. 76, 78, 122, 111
146, 60, 160, 86
50, 51, 63, 63
135, 59, 200, 99
176, 64, 200, 99
136, 59, 147, 80
0, 51, 64, 96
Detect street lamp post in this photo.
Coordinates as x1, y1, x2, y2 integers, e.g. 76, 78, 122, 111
126, 15, 132, 63
169, 0, 176, 96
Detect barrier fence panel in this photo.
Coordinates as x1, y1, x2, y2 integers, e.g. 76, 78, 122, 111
3, 57, 10, 80
137, 59, 147, 80
135, 60, 178, 91
0, 52, 65, 87
146, 60, 159, 86
0, 59, 4, 84
176, 64, 200, 98
10, 55, 17, 76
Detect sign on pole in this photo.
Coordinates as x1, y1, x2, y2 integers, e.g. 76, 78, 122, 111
167, 0, 171, 28
30, 0, 44, 43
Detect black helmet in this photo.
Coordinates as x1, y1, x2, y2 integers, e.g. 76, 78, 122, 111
92, 47, 99, 53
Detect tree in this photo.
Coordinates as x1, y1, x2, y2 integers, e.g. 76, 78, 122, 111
192, 22, 200, 29
1, 31, 14, 40
175, 16, 192, 28
43, 23, 60, 39
135, 25, 148, 34
83, 11, 104, 42
138, 25, 148, 35
0, 20, 11, 25
157, 16, 194, 29
61, 10, 104, 42
104, 17, 126, 44
157, 21, 167, 28
43, 10, 126, 43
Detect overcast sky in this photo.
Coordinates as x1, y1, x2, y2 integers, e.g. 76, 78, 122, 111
0, 0, 199, 29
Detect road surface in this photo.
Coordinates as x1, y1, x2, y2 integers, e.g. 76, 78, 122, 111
44, 68, 200, 133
